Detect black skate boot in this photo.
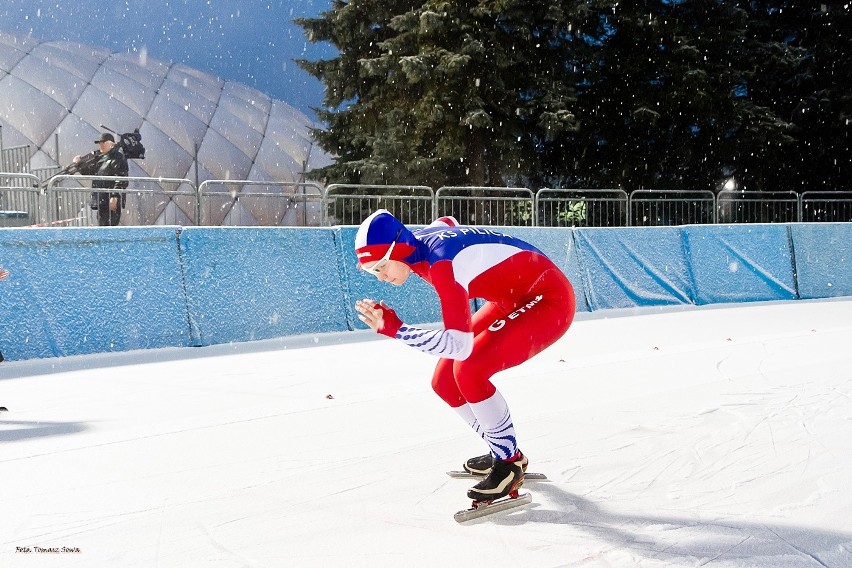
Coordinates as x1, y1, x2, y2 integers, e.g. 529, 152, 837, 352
467, 452, 526, 503
463, 452, 528, 476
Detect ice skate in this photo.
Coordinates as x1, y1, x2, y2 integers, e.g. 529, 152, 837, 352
466, 452, 526, 503
463, 452, 528, 476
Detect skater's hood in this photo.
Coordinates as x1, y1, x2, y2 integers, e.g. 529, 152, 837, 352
354, 209, 419, 266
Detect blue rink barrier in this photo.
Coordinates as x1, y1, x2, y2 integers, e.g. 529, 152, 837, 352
683, 224, 797, 304
573, 226, 693, 310
0, 227, 192, 360
1, 222, 851, 362
789, 223, 852, 299
179, 227, 351, 345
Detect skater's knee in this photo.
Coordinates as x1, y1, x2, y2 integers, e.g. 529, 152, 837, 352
452, 363, 496, 404
432, 361, 464, 406
432, 376, 464, 406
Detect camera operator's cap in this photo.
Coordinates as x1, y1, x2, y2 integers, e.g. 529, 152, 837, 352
94, 132, 115, 144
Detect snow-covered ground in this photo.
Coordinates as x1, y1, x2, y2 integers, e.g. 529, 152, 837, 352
2, 299, 851, 567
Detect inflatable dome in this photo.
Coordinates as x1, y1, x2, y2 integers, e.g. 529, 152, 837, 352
0, 31, 331, 225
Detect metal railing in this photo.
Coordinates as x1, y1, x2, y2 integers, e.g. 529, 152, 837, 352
0, 145, 31, 179
800, 191, 852, 223
630, 189, 716, 226
43, 175, 197, 227
31, 166, 62, 185
325, 184, 434, 226
199, 180, 325, 226
537, 188, 629, 227
5, 174, 852, 227
717, 190, 800, 224
0, 173, 39, 226
436, 187, 535, 226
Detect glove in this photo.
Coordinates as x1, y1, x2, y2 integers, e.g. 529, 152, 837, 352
373, 302, 403, 338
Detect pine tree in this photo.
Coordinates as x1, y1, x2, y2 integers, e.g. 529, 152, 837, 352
548, 0, 800, 192
743, 2, 851, 191
296, 0, 580, 188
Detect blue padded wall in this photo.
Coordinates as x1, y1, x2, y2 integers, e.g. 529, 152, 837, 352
179, 227, 349, 345
2, 223, 850, 362
789, 223, 852, 298
574, 227, 694, 310
683, 224, 797, 304
0, 227, 191, 360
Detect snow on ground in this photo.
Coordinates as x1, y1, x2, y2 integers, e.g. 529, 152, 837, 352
1, 299, 852, 567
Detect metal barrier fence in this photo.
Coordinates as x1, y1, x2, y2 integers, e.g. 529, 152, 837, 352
198, 180, 325, 226
631, 189, 716, 226
5, 174, 852, 227
800, 191, 852, 223
325, 184, 435, 226
436, 187, 535, 226
31, 166, 61, 185
536, 189, 629, 227
0, 145, 31, 180
716, 190, 800, 224
44, 175, 197, 227
0, 173, 39, 227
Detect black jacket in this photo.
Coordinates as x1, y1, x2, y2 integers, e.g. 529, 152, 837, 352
84, 146, 129, 207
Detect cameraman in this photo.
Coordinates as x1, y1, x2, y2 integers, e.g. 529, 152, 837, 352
74, 133, 129, 226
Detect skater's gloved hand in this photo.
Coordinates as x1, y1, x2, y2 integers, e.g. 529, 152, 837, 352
355, 299, 403, 338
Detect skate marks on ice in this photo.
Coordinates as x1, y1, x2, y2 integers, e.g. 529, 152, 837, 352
498, 484, 852, 567
483, 357, 852, 561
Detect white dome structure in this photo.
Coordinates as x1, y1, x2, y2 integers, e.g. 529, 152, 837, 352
0, 31, 331, 226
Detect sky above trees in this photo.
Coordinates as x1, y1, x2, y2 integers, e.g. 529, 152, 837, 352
0, 0, 332, 118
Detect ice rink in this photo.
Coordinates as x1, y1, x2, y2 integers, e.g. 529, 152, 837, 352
2, 299, 851, 567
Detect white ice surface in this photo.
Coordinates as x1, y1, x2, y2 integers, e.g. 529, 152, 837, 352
2, 300, 852, 567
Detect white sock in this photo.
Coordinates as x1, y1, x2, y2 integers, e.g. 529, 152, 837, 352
468, 391, 518, 461
453, 403, 482, 435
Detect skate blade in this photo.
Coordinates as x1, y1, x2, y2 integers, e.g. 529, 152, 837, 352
453, 492, 532, 523
447, 470, 547, 480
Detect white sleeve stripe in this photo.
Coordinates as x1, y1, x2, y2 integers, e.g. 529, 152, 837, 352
395, 326, 474, 360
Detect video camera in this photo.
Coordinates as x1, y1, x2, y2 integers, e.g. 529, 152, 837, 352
55, 125, 145, 176
106, 125, 145, 160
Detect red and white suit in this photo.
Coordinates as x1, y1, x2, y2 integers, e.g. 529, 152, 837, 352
355, 210, 576, 460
